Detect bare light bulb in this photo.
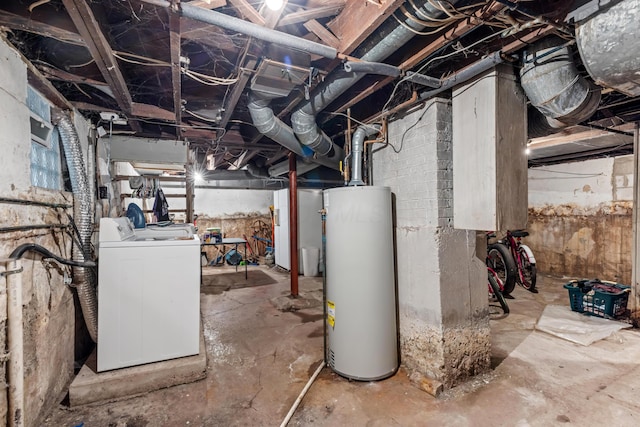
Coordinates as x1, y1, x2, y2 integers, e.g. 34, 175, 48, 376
194, 172, 203, 183
525, 148, 531, 155
265, 0, 283, 11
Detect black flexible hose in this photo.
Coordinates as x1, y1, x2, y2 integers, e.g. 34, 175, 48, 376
9, 243, 96, 268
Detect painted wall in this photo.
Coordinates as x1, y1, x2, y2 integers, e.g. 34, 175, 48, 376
0, 38, 88, 426
373, 99, 489, 387
527, 155, 633, 283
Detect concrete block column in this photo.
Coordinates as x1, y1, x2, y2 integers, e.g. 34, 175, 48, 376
373, 99, 489, 388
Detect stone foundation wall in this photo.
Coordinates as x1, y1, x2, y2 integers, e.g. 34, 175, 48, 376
197, 214, 272, 259
527, 203, 632, 284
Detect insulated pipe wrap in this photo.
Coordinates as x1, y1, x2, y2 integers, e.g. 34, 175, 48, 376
52, 110, 98, 343
180, 3, 337, 59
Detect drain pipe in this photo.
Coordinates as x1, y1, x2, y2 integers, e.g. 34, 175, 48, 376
519, 37, 601, 135
349, 124, 381, 186
2, 259, 24, 427
52, 110, 98, 343
290, 0, 461, 159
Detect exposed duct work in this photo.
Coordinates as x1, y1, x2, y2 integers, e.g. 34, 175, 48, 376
247, 93, 311, 160
519, 37, 601, 137
52, 110, 98, 343
349, 124, 381, 186
268, 158, 320, 177
290, 0, 460, 168
575, 0, 640, 97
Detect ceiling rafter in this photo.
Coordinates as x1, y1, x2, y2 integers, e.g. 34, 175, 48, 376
327, 0, 405, 55
303, 19, 340, 48
227, 0, 265, 25
0, 10, 85, 46
277, 4, 345, 28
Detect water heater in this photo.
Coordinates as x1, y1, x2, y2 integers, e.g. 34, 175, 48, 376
323, 186, 398, 380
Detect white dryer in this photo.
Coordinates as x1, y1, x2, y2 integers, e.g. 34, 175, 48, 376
97, 217, 200, 372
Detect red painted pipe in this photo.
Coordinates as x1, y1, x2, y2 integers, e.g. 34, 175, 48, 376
289, 153, 299, 296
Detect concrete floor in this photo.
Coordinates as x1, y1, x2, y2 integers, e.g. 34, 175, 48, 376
42, 266, 640, 426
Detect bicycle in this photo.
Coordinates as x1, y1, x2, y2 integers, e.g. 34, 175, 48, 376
502, 230, 538, 293
488, 266, 509, 314
486, 232, 517, 295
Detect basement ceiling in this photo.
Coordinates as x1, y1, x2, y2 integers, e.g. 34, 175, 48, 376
1, 0, 639, 174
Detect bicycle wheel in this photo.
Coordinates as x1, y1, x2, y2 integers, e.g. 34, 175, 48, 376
488, 271, 509, 314
518, 247, 537, 292
487, 243, 517, 294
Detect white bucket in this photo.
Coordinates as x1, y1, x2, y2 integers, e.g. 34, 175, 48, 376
302, 247, 320, 277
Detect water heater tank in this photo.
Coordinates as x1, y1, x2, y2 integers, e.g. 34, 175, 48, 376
323, 186, 398, 380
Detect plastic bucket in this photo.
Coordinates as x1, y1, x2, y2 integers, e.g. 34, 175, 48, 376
302, 247, 320, 277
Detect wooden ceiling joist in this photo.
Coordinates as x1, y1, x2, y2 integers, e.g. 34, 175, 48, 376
0, 10, 85, 46
61, 0, 134, 118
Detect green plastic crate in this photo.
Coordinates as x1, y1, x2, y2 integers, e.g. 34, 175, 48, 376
564, 279, 630, 319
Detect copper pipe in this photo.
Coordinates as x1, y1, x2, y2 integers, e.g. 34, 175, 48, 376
288, 153, 299, 296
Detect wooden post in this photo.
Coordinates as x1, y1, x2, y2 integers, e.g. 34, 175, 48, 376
289, 153, 299, 297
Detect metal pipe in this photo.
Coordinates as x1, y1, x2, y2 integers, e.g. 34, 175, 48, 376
419, 51, 505, 101
291, 0, 460, 159
178, 2, 337, 59
52, 110, 98, 343
343, 61, 401, 78
350, 124, 381, 186
289, 153, 299, 297
3, 259, 25, 427
0, 224, 67, 233
0, 197, 71, 209
343, 62, 441, 88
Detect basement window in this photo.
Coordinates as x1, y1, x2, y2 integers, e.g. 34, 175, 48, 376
28, 86, 61, 190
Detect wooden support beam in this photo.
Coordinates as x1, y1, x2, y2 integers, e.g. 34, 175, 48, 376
277, 4, 345, 27
0, 10, 85, 46
61, 0, 134, 117
304, 19, 340, 48
169, 4, 183, 137
228, 0, 265, 25
180, 18, 239, 53
327, 0, 404, 55
131, 103, 176, 121
218, 58, 258, 128
35, 64, 107, 86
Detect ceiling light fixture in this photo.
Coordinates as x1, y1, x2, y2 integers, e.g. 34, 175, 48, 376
265, 0, 283, 11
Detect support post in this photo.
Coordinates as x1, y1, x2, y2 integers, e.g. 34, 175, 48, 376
632, 122, 640, 314
289, 153, 299, 296
186, 148, 195, 224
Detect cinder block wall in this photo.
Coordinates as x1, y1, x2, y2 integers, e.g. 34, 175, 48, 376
373, 99, 489, 387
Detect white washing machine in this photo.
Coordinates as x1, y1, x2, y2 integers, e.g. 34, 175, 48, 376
97, 217, 201, 372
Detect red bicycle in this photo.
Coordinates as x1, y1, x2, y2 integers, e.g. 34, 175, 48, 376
501, 230, 537, 294
488, 266, 509, 314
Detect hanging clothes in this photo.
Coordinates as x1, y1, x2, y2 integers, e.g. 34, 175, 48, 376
153, 187, 170, 222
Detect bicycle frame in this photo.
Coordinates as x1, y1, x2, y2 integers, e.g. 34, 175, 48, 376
503, 231, 534, 286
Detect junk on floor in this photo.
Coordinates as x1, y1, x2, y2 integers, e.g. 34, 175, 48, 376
564, 279, 630, 319
535, 305, 631, 346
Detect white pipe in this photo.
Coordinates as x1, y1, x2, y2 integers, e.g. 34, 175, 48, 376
280, 360, 325, 427
5, 259, 24, 427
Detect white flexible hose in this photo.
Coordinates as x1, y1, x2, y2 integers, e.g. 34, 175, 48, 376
280, 361, 326, 427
